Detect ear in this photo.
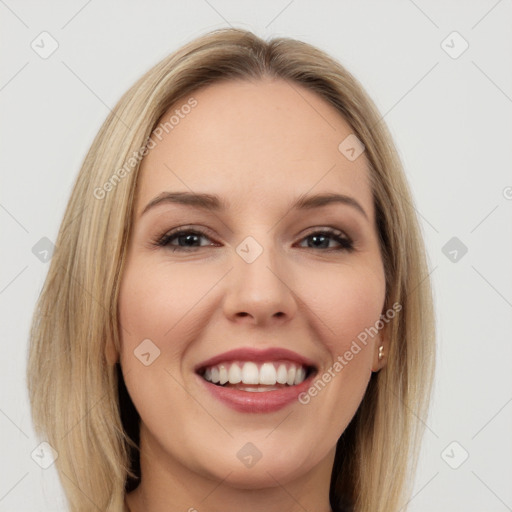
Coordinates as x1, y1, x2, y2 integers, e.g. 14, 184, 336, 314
371, 321, 390, 373
105, 338, 119, 366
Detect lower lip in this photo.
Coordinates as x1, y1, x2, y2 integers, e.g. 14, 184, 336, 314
197, 373, 315, 413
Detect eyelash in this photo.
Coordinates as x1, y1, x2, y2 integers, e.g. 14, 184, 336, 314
153, 227, 354, 253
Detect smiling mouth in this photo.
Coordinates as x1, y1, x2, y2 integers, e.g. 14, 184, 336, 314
197, 360, 316, 392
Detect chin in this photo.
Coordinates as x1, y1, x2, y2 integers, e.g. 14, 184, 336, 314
192, 439, 319, 490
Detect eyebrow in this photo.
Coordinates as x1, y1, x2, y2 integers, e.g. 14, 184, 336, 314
141, 191, 368, 220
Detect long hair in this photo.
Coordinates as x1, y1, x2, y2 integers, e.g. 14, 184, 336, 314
27, 28, 436, 512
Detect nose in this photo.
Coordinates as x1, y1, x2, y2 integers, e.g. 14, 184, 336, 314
222, 239, 298, 326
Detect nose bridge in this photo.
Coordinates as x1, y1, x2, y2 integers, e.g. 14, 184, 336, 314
235, 234, 279, 287
223, 232, 297, 323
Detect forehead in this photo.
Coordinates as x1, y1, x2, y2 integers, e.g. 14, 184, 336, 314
135, 78, 374, 220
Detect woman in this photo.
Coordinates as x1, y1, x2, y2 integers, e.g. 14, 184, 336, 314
27, 28, 435, 512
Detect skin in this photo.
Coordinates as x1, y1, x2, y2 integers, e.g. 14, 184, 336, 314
116, 77, 388, 512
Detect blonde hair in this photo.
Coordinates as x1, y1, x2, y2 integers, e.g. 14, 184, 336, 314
27, 28, 435, 512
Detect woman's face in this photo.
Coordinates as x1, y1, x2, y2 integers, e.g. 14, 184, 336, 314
118, 78, 387, 490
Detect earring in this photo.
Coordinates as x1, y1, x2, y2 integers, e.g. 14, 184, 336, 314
378, 345, 384, 361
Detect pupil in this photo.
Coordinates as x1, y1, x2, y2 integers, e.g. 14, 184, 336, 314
180, 234, 198, 246
310, 235, 328, 248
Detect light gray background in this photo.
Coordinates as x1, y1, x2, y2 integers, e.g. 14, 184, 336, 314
1, 1, 511, 510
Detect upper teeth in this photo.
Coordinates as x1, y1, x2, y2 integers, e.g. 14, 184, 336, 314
202, 361, 307, 386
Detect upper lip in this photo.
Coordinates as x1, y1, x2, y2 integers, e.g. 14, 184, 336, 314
194, 347, 317, 373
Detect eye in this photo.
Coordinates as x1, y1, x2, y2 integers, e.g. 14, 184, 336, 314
296, 229, 354, 252
154, 228, 217, 251
154, 227, 354, 253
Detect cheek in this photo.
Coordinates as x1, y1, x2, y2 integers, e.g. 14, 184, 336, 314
117, 258, 189, 397
311, 263, 385, 353
117, 257, 223, 411
300, 263, 385, 408
117, 259, 195, 434
294, 269, 384, 439
118, 258, 210, 348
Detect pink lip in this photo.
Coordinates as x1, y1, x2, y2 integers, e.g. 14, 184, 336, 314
197, 373, 316, 413
194, 347, 317, 413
